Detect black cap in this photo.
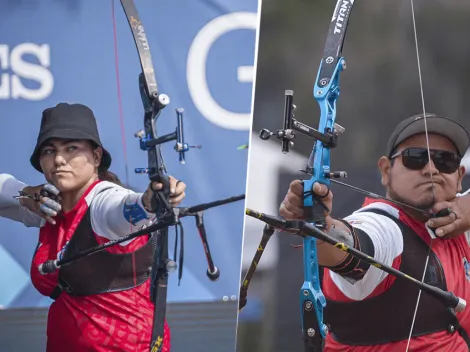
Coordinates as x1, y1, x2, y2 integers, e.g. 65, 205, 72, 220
30, 103, 112, 173
386, 113, 470, 158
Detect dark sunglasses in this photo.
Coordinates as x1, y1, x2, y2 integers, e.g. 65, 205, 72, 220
389, 147, 461, 174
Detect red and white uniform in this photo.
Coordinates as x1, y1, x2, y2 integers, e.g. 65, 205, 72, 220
0, 175, 170, 352
323, 197, 470, 352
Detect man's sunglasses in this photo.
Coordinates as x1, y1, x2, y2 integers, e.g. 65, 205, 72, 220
389, 147, 461, 174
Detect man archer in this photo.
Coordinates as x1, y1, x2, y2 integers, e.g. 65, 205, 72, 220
280, 113, 470, 351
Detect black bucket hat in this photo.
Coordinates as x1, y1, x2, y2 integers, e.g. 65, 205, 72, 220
30, 103, 112, 173
386, 113, 470, 158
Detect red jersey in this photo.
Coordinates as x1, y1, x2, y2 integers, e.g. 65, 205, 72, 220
30, 180, 170, 352
323, 198, 470, 352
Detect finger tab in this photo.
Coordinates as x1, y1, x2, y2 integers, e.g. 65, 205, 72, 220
43, 184, 60, 196
40, 204, 56, 217
43, 198, 61, 212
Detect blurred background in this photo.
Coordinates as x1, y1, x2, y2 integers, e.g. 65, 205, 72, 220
237, 0, 470, 351
0, 0, 257, 351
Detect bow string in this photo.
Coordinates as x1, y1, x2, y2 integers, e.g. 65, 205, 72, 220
406, 0, 436, 350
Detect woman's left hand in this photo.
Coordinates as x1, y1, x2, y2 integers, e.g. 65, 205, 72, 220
143, 176, 187, 210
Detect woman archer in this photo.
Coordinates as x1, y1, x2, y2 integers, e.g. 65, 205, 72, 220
0, 103, 186, 351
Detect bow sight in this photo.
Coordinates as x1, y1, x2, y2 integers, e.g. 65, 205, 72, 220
259, 90, 346, 175
259, 90, 345, 150
133, 103, 202, 170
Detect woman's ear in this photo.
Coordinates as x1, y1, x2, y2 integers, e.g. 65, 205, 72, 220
93, 147, 103, 168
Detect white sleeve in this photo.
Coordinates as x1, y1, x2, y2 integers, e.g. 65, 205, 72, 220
328, 206, 403, 301
0, 174, 44, 228
457, 189, 470, 244
458, 188, 470, 196
89, 184, 156, 246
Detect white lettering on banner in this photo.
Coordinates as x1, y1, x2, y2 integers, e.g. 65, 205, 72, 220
0, 43, 54, 101
187, 12, 256, 131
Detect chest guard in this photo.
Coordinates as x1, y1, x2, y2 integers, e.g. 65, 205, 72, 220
324, 208, 466, 346
50, 208, 157, 299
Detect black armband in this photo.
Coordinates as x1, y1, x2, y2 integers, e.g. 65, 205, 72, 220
326, 219, 375, 281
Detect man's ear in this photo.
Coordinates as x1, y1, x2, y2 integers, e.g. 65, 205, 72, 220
456, 165, 466, 193
378, 156, 392, 186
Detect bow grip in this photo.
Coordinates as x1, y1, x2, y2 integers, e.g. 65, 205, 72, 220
149, 173, 172, 214
302, 179, 327, 229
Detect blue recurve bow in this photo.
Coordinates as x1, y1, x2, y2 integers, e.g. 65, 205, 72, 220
243, 1, 355, 349
240, 1, 466, 351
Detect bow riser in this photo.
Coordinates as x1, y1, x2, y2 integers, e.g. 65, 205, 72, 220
300, 2, 354, 346
300, 58, 345, 350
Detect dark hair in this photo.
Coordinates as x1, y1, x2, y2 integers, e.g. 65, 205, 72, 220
98, 169, 125, 187
87, 141, 125, 187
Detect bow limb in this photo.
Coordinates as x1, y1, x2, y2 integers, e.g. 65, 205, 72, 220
120, 0, 172, 206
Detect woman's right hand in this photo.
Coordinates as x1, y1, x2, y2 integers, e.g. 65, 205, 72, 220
19, 184, 61, 225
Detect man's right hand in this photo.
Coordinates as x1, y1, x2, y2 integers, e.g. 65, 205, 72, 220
19, 184, 61, 225
279, 180, 333, 221
428, 193, 470, 239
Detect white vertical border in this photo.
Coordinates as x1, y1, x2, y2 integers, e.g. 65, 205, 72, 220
234, 0, 263, 347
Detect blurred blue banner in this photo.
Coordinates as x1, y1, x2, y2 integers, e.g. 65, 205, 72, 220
0, 0, 256, 308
